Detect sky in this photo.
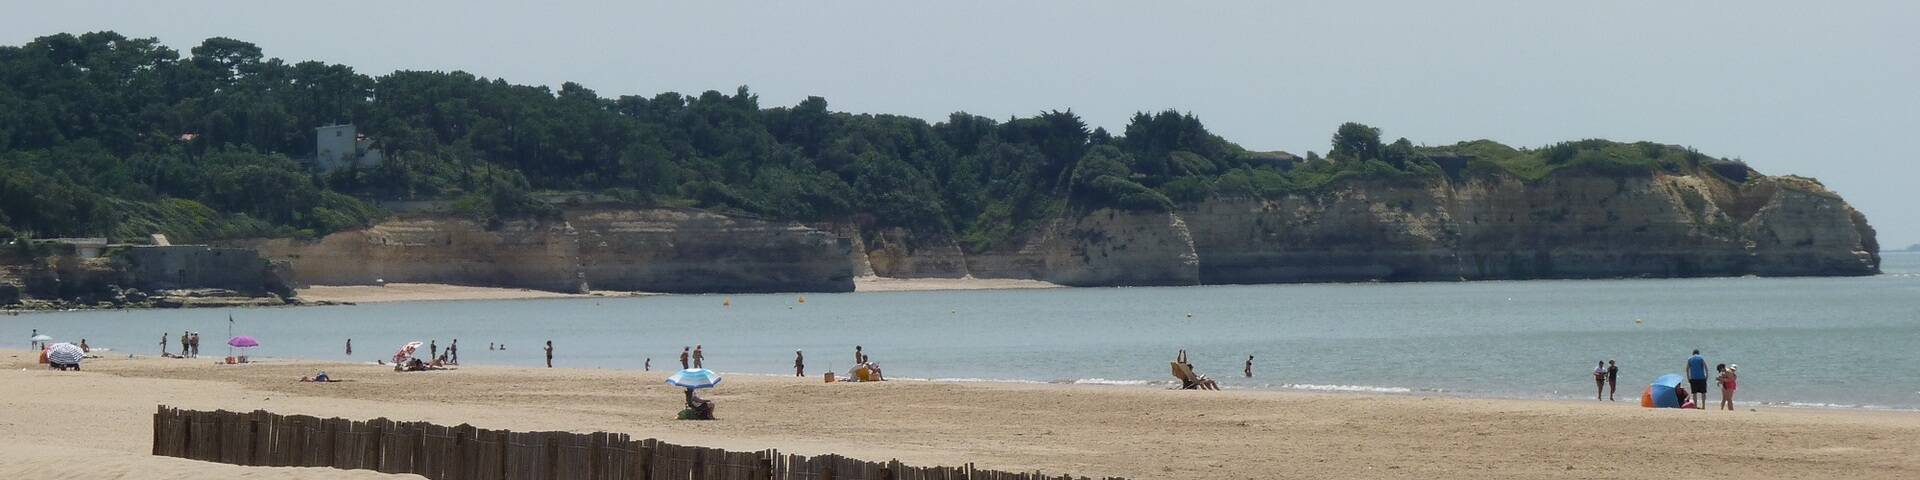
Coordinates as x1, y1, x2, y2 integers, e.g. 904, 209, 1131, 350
6, 1, 1917, 248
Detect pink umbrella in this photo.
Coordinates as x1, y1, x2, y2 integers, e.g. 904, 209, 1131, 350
227, 336, 260, 348
393, 341, 423, 364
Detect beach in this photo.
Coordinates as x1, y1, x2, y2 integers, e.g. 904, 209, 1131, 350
3, 351, 1916, 479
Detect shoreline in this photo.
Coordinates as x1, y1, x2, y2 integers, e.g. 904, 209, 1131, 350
291, 277, 1062, 305
4, 351, 1917, 479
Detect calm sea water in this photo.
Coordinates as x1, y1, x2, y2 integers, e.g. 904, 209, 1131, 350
8, 254, 1918, 409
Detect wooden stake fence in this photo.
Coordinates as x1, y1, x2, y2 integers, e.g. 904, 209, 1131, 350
152, 406, 1122, 480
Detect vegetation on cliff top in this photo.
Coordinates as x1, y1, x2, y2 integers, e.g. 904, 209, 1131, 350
0, 32, 1758, 250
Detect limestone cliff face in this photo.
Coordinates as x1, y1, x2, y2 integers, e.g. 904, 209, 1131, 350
1175, 171, 1877, 283
246, 207, 854, 293
1037, 209, 1200, 286
242, 170, 1875, 293
862, 227, 969, 278
570, 208, 853, 293
245, 217, 585, 292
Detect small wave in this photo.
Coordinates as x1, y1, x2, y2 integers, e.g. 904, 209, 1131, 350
921, 377, 1049, 384
1758, 401, 1902, 410
1064, 378, 1156, 386
1280, 383, 1414, 394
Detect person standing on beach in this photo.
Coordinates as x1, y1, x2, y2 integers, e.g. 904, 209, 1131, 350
1686, 349, 1709, 409
1717, 364, 1738, 410
449, 339, 459, 365
692, 345, 704, 368
160, 332, 168, 356
430, 340, 438, 361
30, 329, 37, 350
1244, 355, 1254, 378
189, 332, 200, 357
544, 341, 553, 368
180, 331, 190, 358
679, 347, 690, 369
346, 339, 353, 356
855, 345, 865, 365
645, 358, 651, 371
1593, 361, 1608, 400
1606, 360, 1619, 401
795, 350, 805, 377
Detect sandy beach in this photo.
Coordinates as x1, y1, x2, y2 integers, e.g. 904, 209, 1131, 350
2, 351, 1915, 479
294, 277, 1058, 304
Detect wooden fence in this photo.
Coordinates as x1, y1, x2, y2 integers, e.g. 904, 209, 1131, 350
152, 406, 1122, 480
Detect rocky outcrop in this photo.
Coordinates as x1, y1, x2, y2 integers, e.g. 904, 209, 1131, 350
571, 208, 853, 293
244, 217, 586, 292
245, 207, 855, 294
238, 169, 1879, 294
1173, 173, 1877, 283
1038, 209, 1200, 286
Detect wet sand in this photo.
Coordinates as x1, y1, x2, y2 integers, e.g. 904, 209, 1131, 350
2, 351, 1916, 479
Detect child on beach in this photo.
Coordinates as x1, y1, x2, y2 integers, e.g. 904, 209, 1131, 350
1717, 364, 1738, 410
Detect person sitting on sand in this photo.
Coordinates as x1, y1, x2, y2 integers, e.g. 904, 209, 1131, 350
1676, 383, 1693, 409
300, 372, 342, 383
682, 388, 716, 420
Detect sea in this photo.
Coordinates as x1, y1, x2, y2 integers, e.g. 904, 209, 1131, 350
8, 253, 1918, 410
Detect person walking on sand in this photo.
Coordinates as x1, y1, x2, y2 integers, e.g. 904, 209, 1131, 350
679, 347, 690, 369
1593, 361, 1608, 400
1607, 360, 1620, 401
795, 350, 805, 377
1717, 364, 1739, 410
645, 358, 652, 371
450, 339, 459, 365
1244, 355, 1254, 378
1686, 349, 1709, 409
692, 345, 704, 368
544, 341, 553, 368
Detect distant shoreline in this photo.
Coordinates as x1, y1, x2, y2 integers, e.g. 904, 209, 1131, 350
291, 277, 1062, 305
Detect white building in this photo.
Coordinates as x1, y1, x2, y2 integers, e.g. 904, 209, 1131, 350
314, 124, 384, 172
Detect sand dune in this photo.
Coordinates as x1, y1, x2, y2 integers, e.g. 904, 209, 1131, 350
2, 351, 1916, 479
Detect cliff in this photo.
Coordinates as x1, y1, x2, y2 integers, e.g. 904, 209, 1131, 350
244, 207, 854, 294
840, 169, 1876, 287
236, 169, 1874, 294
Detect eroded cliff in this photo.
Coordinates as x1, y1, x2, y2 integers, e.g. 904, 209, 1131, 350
243, 168, 1875, 293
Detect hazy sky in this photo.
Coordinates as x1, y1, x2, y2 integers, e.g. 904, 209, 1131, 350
8, 1, 1917, 247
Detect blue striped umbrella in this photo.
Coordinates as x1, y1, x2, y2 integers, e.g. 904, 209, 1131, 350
666, 368, 722, 389
46, 342, 84, 365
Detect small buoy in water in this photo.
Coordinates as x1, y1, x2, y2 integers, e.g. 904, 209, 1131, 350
723, 297, 732, 307
1186, 313, 1193, 318
1635, 318, 1644, 324
797, 295, 806, 304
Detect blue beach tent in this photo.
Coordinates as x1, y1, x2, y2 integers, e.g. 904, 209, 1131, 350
1641, 373, 1686, 408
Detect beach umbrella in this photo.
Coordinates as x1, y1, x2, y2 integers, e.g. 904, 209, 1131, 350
666, 368, 723, 389
1641, 373, 1686, 408
227, 336, 260, 348
393, 341, 423, 363
46, 342, 84, 365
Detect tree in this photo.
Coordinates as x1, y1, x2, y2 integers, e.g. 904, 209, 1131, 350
1330, 122, 1382, 162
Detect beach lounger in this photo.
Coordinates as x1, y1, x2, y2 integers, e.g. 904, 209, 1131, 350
1171, 362, 1199, 389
